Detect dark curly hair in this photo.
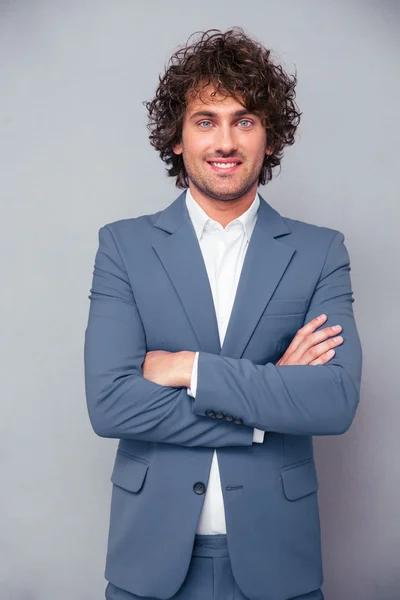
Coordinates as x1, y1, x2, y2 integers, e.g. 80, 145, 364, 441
143, 27, 301, 188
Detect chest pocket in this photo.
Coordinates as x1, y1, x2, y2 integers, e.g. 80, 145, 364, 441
261, 297, 308, 318
253, 297, 308, 358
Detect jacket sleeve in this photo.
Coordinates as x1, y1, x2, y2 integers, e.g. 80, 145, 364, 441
84, 225, 254, 447
192, 231, 363, 436
188, 352, 265, 443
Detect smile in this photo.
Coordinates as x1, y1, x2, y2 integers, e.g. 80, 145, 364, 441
207, 161, 242, 173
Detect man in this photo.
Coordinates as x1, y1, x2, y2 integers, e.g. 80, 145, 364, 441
84, 27, 362, 600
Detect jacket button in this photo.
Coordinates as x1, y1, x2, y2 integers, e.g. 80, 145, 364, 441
233, 418, 243, 425
193, 481, 206, 495
205, 409, 215, 418
225, 414, 233, 422
215, 412, 224, 419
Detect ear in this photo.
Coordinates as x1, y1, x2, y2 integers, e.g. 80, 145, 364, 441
266, 144, 274, 157
173, 142, 183, 155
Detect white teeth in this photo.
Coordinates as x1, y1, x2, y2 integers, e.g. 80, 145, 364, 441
210, 162, 239, 168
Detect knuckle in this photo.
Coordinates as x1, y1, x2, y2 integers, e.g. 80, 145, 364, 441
308, 346, 318, 358
321, 328, 332, 339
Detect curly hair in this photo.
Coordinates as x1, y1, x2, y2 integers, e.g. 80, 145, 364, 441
143, 27, 301, 188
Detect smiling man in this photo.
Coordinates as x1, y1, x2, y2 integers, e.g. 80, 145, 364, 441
84, 27, 362, 600
173, 96, 270, 215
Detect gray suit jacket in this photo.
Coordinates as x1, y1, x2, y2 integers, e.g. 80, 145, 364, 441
84, 190, 362, 600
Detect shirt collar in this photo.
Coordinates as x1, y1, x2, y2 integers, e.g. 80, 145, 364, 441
185, 187, 260, 242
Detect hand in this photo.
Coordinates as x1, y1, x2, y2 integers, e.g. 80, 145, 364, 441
142, 350, 195, 387
276, 314, 343, 366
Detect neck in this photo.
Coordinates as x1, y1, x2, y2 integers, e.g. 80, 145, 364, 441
188, 183, 258, 228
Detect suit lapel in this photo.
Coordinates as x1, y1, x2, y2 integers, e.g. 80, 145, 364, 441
152, 192, 221, 355
152, 190, 295, 358
220, 200, 295, 358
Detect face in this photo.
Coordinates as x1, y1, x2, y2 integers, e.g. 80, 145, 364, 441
173, 84, 272, 203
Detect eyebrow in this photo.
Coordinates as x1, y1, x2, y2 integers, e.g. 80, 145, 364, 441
189, 109, 257, 120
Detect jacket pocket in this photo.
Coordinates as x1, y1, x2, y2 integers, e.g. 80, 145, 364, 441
280, 458, 319, 501
110, 450, 149, 493
261, 297, 308, 317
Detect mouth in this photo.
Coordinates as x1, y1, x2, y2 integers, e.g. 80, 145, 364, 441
206, 160, 242, 174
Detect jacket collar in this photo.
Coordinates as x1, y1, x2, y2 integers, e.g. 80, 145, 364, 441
152, 189, 294, 358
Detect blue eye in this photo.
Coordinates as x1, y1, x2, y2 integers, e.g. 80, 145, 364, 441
197, 119, 253, 128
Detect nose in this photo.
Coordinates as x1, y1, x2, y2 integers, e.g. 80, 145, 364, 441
214, 123, 238, 155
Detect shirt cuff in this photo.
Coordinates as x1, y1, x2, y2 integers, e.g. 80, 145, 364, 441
186, 351, 199, 398
253, 428, 265, 443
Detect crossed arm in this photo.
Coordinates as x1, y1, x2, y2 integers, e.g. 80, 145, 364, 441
84, 225, 254, 448
84, 225, 362, 447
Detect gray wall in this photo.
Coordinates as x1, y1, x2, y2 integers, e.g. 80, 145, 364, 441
1, 1, 399, 598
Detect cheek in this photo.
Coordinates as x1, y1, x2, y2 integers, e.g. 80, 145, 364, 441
241, 142, 265, 163
182, 132, 209, 155
185, 148, 207, 168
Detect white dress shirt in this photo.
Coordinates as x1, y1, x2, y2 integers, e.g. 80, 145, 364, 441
185, 187, 265, 535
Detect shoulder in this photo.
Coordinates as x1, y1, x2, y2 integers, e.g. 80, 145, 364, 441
282, 214, 344, 249
99, 207, 163, 246
103, 208, 162, 235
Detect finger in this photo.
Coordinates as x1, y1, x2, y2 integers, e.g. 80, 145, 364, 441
290, 322, 342, 360
308, 324, 343, 346
285, 314, 328, 355
309, 349, 335, 366
286, 330, 342, 366
304, 335, 343, 365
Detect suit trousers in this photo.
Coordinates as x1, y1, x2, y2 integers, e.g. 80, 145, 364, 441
105, 534, 324, 600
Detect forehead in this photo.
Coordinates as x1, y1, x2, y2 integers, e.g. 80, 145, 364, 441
186, 83, 246, 115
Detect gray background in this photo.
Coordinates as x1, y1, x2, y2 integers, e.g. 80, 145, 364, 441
1, 1, 399, 598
